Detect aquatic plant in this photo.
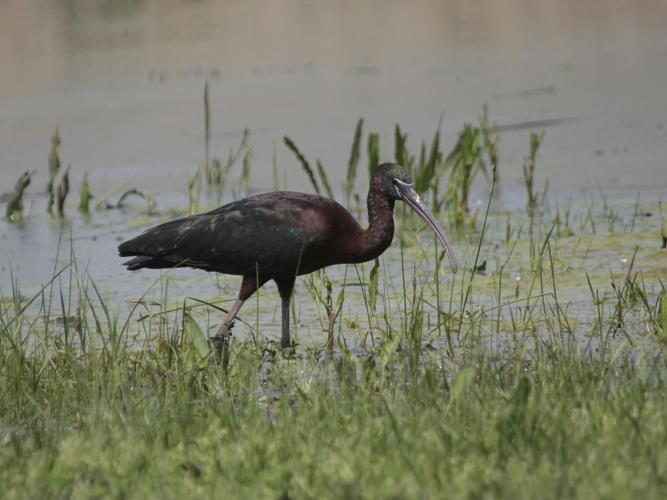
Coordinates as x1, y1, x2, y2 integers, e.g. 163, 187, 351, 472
240, 146, 253, 195
316, 159, 334, 199
207, 158, 223, 186
307, 270, 345, 350
394, 124, 412, 169
78, 172, 93, 214
479, 104, 499, 179
217, 129, 250, 192
444, 124, 484, 227
345, 118, 364, 204
187, 169, 202, 215
283, 136, 320, 195
413, 126, 441, 194
523, 131, 545, 214
46, 127, 61, 214
4, 171, 31, 222
367, 132, 380, 178
56, 166, 70, 219
200, 81, 221, 189
116, 188, 157, 214
199, 83, 249, 194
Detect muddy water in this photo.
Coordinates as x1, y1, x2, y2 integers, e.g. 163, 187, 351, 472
1, 0, 666, 345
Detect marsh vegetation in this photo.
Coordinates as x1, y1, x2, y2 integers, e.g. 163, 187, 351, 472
1, 103, 666, 498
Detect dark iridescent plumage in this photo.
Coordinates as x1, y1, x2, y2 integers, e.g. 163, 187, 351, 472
119, 163, 457, 348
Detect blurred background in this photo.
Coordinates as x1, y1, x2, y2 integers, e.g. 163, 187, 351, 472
2, 0, 666, 201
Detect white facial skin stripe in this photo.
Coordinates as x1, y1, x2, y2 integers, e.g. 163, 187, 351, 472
393, 178, 412, 197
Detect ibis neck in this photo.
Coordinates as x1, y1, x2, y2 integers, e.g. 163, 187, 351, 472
346, 188, 395, 263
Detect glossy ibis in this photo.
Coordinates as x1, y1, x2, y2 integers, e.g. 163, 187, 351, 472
118, 163, 457, 349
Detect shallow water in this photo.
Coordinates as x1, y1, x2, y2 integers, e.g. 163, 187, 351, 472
1, 0, 666, 195
1, 0, 667, 346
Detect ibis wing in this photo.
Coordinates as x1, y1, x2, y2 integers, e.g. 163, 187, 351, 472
118, 192, 333, 276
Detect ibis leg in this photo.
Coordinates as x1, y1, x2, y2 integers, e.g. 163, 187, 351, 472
210, 275, 264, 360
210, 298, 244, 365
213, 298, 244, 338
275, 277, 296, 349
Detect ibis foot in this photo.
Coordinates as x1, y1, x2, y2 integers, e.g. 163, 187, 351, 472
210, 320, 235, 368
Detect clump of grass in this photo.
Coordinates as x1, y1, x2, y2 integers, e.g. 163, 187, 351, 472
307, 270, 345, 350
554, 200, 575, 238
413, 118, 441, 192
78, 172, 93, 214
523, 131, 545, 214
43, 129, 75, 219
392, 113, 496, 220
444, 124, 484, 227
207, 158, 223, 186
212, 129, 250, 193
199, 82, 248, 196
479, 104, 499, 177
4, 171, 31, 222
393, 122, 448, 211
56, 165, 70, 219
46, 127, 61, 214
394, 124, 411, 169
199, 129, 252, 204
385, 107, 501, 223
200, 80, 220, 188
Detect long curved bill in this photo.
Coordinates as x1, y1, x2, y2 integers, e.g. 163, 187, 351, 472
395, 179, 458, 273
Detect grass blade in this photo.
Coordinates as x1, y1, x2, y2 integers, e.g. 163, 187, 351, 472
345, 118, 363, 202
317, 160, 334, 199
284, 136, 320, 195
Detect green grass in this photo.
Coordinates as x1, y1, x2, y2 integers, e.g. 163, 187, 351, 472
1, 115, 667, 498
2, 206, 666, 499
1, 313, 667, 498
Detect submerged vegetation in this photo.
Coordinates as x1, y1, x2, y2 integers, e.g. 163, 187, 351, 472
1, 101, 667, 497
